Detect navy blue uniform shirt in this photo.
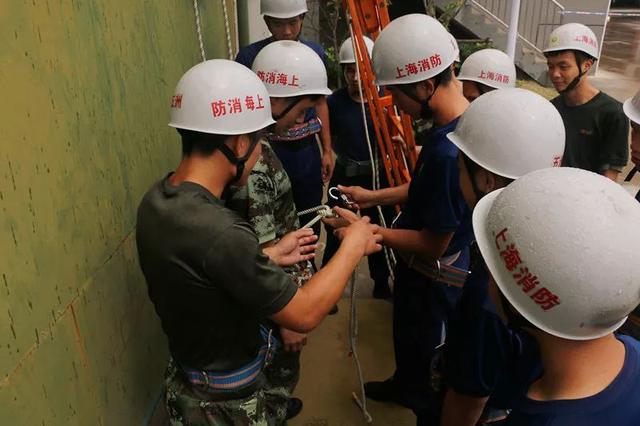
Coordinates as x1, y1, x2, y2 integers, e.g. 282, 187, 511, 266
505, 334, 640, 425
445, 251, 541, 408
328, 87, 376, 162
235, 37, 327, 69
396, 119, 474, 257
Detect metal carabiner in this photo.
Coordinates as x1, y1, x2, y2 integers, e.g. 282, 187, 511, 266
328, 186, 357, 210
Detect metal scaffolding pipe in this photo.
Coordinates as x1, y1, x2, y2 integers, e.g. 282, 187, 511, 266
506, 0, 521, 59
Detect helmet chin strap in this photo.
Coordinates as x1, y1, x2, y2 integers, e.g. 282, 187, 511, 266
272, 97, 303, 121
560, 56, 586, 94
397, 79, 441, 120
218, 134, 261, 184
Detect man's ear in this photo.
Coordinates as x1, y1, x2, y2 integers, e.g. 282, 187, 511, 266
476, 168, 498, 193
581, 58, 595, 74
226, 134, 245, 157
414, 79, 436, 102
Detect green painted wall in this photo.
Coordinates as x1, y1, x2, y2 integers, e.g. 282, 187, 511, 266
0, 1, 236, 424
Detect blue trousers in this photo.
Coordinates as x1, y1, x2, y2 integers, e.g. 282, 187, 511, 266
392, 249, 469, 420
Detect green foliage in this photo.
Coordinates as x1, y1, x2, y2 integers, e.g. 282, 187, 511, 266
458, 39, 494, 63
324, 46, 342, 89
437, 0, 465, 29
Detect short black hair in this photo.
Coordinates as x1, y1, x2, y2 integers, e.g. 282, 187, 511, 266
476, 81, 497, 95
433, 65, 454, 86
544, 49, 597, 64
177, 128, 229, 156
401, 65, 454, 94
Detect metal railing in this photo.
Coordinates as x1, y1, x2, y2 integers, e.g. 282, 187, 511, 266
469, 0, 565, 53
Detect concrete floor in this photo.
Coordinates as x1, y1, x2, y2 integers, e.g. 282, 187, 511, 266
289, 297, 413, 426
288, 255, 414, 426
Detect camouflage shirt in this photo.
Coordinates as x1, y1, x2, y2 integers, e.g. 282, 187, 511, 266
228, 140, 313, 287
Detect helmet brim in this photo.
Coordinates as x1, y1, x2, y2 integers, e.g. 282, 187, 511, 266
542, 46, 599, 60
168, 117, 276, 136
447, 131, 519, 180
262, 10, 307, 19
266, 88, 332, 98
623, 98, 640, 125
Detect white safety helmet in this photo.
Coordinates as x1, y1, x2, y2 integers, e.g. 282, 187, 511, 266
372, 14, 457, 86
260, 0, 307, 19
543, 23, 600, 60
169, 60, 275, 135
623, 89, 640, 125
449, 33, 461, 63
339, 36, 375, 64
458, 49, 516, 90
252, 40, 331, 97
474, 167, 640, 341
448, 88, 564, 179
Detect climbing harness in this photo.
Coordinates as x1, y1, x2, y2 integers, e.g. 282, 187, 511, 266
179, 325, 277, 390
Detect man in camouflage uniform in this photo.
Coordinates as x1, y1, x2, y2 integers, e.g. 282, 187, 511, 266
165, 356, 291, 425
228, 139, 314, 412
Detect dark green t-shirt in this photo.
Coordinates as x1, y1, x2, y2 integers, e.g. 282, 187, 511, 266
552, 92, 629, 173
136, 176, 297, 371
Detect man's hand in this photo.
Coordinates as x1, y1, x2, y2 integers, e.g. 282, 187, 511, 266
280, 327, 307, 352
322, 152, 335, 183
333, 206, 360, 224
322, 206, 359, 230
334, 216, 383, 256
337, 185, 377, 210
322, 216, 350, 230
392, 134, 407, 151
267, 228, 318, 266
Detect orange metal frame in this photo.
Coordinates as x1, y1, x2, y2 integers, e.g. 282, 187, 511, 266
342, 0, 417, 188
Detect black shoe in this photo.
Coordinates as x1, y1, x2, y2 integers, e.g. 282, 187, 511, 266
364, 379, 412, 408
285, 397, 303, 420
373, 280, 392, 299
329, 304, 339, 315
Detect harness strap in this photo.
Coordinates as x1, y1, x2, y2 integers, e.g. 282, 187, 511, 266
399, 251, 470, 288
180, 325, 277, 391
268, 117, 322, 142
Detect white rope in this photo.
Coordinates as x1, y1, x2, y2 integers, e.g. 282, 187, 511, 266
347, 18, 397, 281
193, 0, 207, 61
297, 205, 337, 229
221, 0, 234, 59
349, 273, 373, 424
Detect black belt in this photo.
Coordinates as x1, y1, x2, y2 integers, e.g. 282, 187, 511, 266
336, 156, 373, 177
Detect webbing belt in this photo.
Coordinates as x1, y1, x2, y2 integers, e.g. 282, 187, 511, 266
268, 117, 322, 142
180, 326, 278, 391
399, 251, 470, 288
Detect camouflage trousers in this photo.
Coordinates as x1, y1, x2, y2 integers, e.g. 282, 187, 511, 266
165, 348, 300, 425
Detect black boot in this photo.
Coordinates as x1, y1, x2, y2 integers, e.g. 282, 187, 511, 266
364, 378, 412, 408
372, 279, 392, 299
285, 397, 303, 420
